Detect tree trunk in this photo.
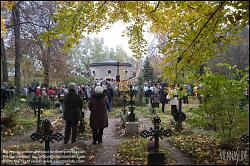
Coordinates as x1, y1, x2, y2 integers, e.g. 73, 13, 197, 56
42, 45, 51, 88
13, 4, 21, 94
1, 37, 8, 83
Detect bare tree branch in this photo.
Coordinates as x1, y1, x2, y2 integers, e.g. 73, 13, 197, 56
151, 1, 160, 14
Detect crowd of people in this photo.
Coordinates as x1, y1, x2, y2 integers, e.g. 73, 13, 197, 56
1, 79, 249, 146
143, 82, 200, 113
1, 80, 115, 145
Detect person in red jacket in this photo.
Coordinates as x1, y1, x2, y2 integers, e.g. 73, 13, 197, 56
48, 87, 55, 108
35, 86, 41, 97
48, 87, 55, 101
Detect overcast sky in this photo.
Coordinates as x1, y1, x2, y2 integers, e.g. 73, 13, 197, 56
89, 21, 155, 58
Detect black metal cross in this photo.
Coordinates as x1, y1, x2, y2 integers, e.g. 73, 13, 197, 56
30, 119, 64, 165
140, 116, 172, 153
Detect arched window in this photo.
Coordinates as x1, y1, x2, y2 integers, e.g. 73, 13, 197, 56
124, 70, 128, 75
107, 69, 112, 74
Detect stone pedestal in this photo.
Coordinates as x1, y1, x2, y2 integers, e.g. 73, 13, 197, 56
125, 121, 139, 135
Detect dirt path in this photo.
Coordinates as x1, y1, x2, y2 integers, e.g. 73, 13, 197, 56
83, 109, 122, 165
94, 118, 121, 165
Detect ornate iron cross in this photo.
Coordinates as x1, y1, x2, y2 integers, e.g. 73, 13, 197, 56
140, 116, 172, 153
30, 119, 63, 165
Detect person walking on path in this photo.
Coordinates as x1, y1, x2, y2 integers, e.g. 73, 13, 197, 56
88, 85, 109, 145
63, 82, 83, 144
106, 83, 114, 112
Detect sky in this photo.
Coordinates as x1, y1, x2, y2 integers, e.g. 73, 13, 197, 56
89, 21, 156, 58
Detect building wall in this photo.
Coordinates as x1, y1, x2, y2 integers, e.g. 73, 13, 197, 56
90, 65, 133, 81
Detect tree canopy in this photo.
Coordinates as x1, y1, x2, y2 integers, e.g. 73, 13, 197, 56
1, 1, 249, 85
38, 1, 249, 82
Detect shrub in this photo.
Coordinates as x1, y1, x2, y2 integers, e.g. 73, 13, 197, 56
196, 66, 249, 149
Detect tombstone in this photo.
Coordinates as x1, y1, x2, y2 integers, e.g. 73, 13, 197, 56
140, 116, 172, 165
30, 119, 64, 165
125, 121, 139, 135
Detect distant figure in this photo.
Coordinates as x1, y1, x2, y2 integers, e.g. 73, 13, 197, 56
85, 85, 92, 101
159, 82, 168, 113
63, 82, 83, 144
1, 82, 8, 109
58, 86, 66, 113
48, 87, 55, 101
144, 85, 152, 104
106, 83, 114, 112
88, 85, 109, 145
35, 86, 42, 97
168, 85, 178, 117
150, 84, 160, 109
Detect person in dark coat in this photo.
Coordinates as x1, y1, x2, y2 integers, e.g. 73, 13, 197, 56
88, 85, 109, 145
1, 82, 8, 109
105, 83, 114, 112
63, 82, 83, 144
159, 82, 168, 113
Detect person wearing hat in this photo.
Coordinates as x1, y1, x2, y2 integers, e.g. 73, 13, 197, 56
88, 85, 109, 144
63, 82, 83, 144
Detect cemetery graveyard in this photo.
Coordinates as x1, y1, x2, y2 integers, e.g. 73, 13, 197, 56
1, 1, 249, 165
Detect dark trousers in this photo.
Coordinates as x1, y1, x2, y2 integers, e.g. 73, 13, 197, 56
161, 102, 165, 113
1, 97, 7, 109
145, 97, 149, 104
64, 120, 78, 144
183, 96, 189, 104
92, 128, 104, 143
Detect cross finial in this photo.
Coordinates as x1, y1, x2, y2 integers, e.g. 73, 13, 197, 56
152, 116, 161, 127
